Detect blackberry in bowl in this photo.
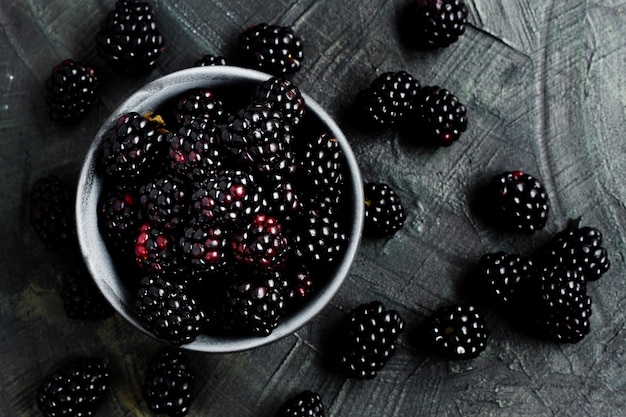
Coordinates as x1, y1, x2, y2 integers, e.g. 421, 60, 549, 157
76, 66, 364, 352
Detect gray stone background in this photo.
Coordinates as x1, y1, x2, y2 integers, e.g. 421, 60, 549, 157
1, 0, 625, 416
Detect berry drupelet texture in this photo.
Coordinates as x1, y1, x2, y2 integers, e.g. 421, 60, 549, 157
231, 214, 289, 272
45, 59, 98, 124
275, 390, 325, 417
174, 88, 227, 126
193, 54, 227, 67
134, 222, 181, 274
37, 358, 110, 417
135, 274, 205, 345
99, 184, 143, 257
426, 304, 489, 360
96, 0, 164, 73
411, 0, 469, 49
30, 175, 75, 250
474, 251, 534, 308
239, 23, 303, 75
337, 301, 405, 379
138, 174, 189, 232
357, 71, 421, 126
414, 85, 468, 146
60, 267, 113, 321
252, 77, 307, 127
488, 170, 550, 234
178, 217, 231, 279
142, 347, 196, 417
363, 182, 406, 238
291, 209, 347, 265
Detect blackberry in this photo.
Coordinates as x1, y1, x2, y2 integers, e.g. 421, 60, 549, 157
411, 0, 469, 49
174, 88, 227, 126
474, 252, 534, 307
37, 358, 109, 417
220, 103, 296, 176
208, 274, 285, 336
99, 184, 143, 256
539, 220, 610, 282
252, 77, 307, 126
426, 304, 488, 360
189, 168, 265, 226
193, 54, 227, 67
532, 298, 592, 344
100, 112, 168, 183
488, 170, 550, 234
363, 182, 406, 238
134, 222, 181, 275
297, 132, 345, 213
96, 0, 164, 73
291, 209, 347, 265
167, 120, 224, 180
280, 264, 316, 308
535, 266, 588, 313
337, 301, 405, 379
142, 347, 195, 417
60, 268, 113, 321
135, 274, 204, 345
178, 217, 231, 279
45, 59, 98, 124
262, 173, 301, 224
30, 175, 75, 250
239, 23, 303, 75
414, 85, 467, 146
231, 214, 289, 272
138, 174, 189, 232
275, 390, 325, 417
357, 71, 421, 126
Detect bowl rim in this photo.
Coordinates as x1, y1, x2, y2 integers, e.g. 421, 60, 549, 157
76, 65, 364, 353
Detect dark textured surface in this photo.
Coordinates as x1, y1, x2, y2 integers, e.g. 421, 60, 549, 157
2, 1, 626, 416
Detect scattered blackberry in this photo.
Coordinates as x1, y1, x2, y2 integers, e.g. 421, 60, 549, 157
96, 0, 164, 73
291, 209, 347, 265
220, 103, 296, 176
357, 71, 421, 126
539, 220, 610, 282
99, 184, 143, 256
488, 170, 550, 234
275, 390, 325, 417
337, 301, 405, 379
426, 304, 488, 360
139, 174, 189, 232
414, 85, 467, 146
168, 120, 224, 179
178, 217, 231, 279
529, 266, 592, 343
134, 222, 181, 274
100, 112, 168, 183
37, 358, 109, 417
45, 59, 98, 124
135, 274, 204, 345
231, 214, 289, 272
60, 268, 113, 321
297, 132, 345, 213
30, 175, 75, 250
193, 54, 227, 67
363, 182, 406, 238
239, 23, 303, 75
474, 252, 534, 307
189, 168, 265, 226
411, 0, 469, 49
252, 77, 307, 126
142, 347, 195, 417
208, 274, 285, 336
174, 89, 227, 126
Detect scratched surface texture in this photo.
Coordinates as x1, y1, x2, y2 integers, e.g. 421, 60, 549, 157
2, 0, 626, 416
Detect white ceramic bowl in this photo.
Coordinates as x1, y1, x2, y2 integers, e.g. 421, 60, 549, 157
76, 66, 364, 352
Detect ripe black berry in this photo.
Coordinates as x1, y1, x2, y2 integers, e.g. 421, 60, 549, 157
37, 358, 109, 417
96, 0, 164, 73
60, 267, 113, 321
193, 54, 227, 67
411, 0, 469, 49
414, 85, 467, 146
239, 23, 303, 75
174, 88, 227, 126
488, 170, 550, 234
45, 59, 98, 124
138, 174, 189, 232
363, 182, 406, 238
426, 304, 488, 360
99, 184, 143, 257
142, 347, 195, 417
30, 175, 75, 250
337, 301, 405, 379
178, 217, 231, 279
474, 251, 534, 307
252, 77, 307, 126
231, 214, 289, 272
275, 390, 325, 417
134, 222, 181, 275
357, 71, 421, 126
291, 209, 347, 265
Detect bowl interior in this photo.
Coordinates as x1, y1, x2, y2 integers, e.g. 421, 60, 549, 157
76, 66, 363, 352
